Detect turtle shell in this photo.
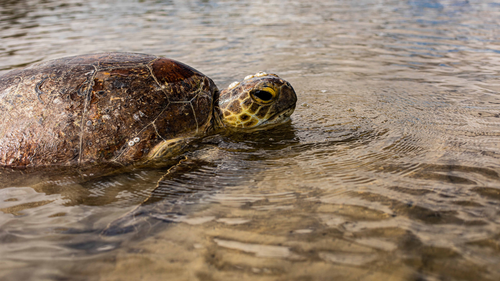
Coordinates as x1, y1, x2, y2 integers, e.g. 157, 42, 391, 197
0, 53, 218, 167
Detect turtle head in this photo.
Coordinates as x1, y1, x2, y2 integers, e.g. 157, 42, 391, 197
216, 72, 297, 130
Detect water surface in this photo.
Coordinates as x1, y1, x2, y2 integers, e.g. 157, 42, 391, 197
1, 0, 500, 280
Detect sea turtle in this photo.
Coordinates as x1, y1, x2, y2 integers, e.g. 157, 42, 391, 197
0, 52, 297, 168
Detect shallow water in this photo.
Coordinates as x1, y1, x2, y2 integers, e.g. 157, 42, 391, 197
1, 0, 500, 280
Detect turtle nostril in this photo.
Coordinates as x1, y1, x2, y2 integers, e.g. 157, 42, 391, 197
252, 90, 273, 102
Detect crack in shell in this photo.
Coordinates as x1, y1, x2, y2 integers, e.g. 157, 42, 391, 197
78, 65, 98, 165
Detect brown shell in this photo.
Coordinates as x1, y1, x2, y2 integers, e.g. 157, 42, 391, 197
0, 53, 218, 168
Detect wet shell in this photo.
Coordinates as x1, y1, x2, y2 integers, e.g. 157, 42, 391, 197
0, 53, 218, 167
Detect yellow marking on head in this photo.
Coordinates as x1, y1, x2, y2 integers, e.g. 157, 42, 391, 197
221, 97, 272, 129
262, 86, 276, 96
225, 115, 237, 123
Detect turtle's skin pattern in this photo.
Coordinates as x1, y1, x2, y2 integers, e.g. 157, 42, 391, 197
218, 72, 297, 129
0, 53, 217, 167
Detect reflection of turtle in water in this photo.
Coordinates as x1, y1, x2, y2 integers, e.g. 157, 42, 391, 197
0, 53, 297, 168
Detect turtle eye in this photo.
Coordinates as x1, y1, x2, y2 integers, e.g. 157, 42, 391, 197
250, 88, 276, 104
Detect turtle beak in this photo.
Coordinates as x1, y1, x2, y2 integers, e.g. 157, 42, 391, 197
276, 83, 297, 113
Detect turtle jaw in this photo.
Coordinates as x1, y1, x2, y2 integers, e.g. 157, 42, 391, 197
253, 105, 295, 129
